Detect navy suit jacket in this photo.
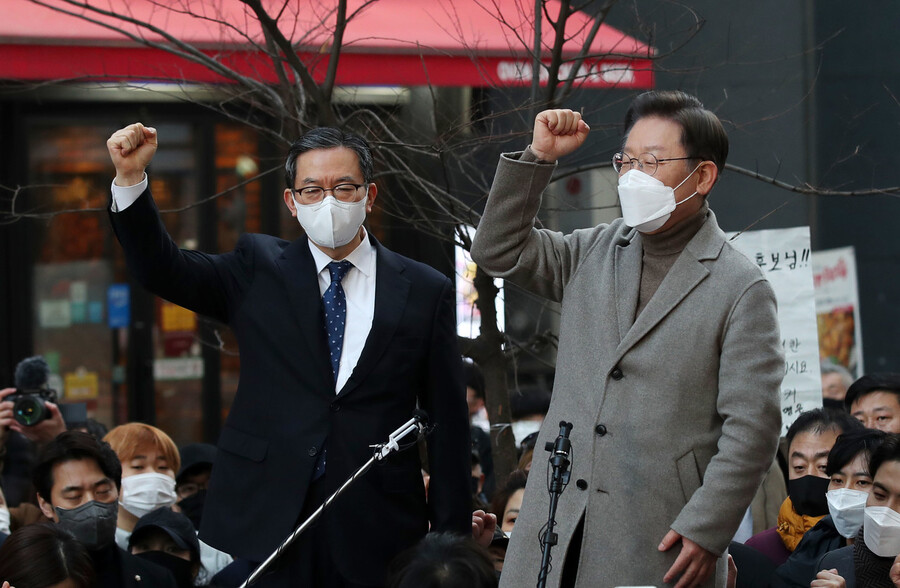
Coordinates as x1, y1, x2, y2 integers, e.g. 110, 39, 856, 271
109, 189, 471, 584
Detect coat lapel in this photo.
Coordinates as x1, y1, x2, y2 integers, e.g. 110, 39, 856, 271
614, 229, 642, 343
614, 214, 726, 358
274, 238, 335, 397
337, 237, 410, 398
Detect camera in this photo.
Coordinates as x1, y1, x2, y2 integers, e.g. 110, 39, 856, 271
9, 388, 58, 426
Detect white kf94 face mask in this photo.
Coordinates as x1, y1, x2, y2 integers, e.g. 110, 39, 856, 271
119, 472, 177, 518
826, 488, 869, 538
295, 191, 368, 249
864, 505, 900, 557
616, 163, 702, 233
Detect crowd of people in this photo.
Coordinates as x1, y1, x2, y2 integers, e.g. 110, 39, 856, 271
3, 365, 900, 587
0, 89, 897, 588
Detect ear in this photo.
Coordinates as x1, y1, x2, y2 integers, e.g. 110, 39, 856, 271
696, 161, 719, 196
283, 189, 298, 217
37, 494, 58, 522
365, 182, 378, 213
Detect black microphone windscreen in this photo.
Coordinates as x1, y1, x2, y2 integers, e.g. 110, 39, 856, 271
14, 356, 50, 389
413, 409, 430, 424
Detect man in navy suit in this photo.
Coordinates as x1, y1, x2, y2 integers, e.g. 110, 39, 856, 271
106, 123, 471, 587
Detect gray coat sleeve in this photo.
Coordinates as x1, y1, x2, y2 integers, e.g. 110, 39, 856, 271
671, 277, 784, 554
470, 151, 608, 302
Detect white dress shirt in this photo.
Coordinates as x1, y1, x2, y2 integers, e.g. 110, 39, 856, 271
110, 176, 376, 393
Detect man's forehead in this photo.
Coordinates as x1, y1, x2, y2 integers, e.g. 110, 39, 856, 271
790, 429, 839, 456
52, 458, 107, 488
623, 116, 683, 152
855, 390, 900, 409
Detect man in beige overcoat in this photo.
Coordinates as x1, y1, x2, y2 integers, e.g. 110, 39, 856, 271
471, 91, 784, 588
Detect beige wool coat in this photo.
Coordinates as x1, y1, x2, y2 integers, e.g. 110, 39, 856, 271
471, 152, 784, 588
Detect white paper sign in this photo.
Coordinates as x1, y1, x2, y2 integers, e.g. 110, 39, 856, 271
811, 247, 864, 378
727, 227, 821, 434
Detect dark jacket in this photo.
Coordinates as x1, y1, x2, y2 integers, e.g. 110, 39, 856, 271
92, 544, 178, 588
771, 515, 845, 587
110, 189, 471, 585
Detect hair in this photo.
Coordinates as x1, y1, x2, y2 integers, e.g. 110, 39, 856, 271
516, 448, 534, 472
284, 127, 374, 188
490, 469, 528, 519
844, 373, 900, 411
103, 423, 181, 474
0, 523, 94, 588
464, 360, 486, 401
785, 407, 863, 451
825, 428, 887, 477
623, 90, 729, 174
33, 430, 123, 501
386, 532, 497, 588
821, 361, 854, 388
867, 434, 900, 480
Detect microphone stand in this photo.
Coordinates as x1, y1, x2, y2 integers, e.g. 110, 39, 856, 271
536, 421, 573, 588
239, 413, 426, 587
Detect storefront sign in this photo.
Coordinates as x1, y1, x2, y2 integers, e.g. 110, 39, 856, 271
154, 357, 204, 381
728, 227, 821, 435
107, 284, 130, 328
64, 370, 99, 400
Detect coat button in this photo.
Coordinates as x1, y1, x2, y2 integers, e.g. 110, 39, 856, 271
610, 367, 624, 380
576, 479, 588, 490
330, 402, 341, 412
594, 424, 608, 436
308, 447, 317, 457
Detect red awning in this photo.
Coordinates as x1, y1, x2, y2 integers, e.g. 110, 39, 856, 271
2, 0, 654, 88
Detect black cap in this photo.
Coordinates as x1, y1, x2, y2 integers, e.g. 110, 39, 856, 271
844, 373, 900, 411
177, 443, 217, 480
129, 507, 200, 558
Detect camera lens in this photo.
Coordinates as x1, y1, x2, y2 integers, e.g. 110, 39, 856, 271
14, 396, 47, 426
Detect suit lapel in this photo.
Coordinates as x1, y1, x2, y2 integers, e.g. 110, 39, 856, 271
275, 238, 334, 397
614, 230, 642, 343
614, 215, 725, 358
337, 238, 410, 398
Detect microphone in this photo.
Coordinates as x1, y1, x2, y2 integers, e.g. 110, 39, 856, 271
545, 421, 573, 459
14, 356, 50, 389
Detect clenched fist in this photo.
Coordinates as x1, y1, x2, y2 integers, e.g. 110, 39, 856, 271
107, 122, 158, 187
530, 109, 590, 163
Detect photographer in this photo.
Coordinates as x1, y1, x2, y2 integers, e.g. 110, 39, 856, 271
1, 357, 68, 512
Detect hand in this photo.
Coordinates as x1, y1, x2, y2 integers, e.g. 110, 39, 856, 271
472, 509, 497, 548
892, 554, 900, 587
530, 109, 590, 162
0, 387, 16, 428
9, 401, 66, 445
811, 568, 846, 587
3, 581, 15, 588
659, 529, 718, 588
107, 122, 158, 187
726, 554, 736, 588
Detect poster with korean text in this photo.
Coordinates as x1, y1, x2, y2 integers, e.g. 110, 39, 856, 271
727, 227, 821, 434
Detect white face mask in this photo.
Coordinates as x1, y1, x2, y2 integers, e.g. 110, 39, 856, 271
119, 472, 177, 518
864, 506, 900, 557
0, 507, 10, 535
511, 420, 542, 447
295, 190, 368, 249
617, 163, 701, 233
827, 488, 869, 538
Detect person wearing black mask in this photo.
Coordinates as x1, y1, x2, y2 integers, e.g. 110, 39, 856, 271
745, 409, 863, 566
33, 431, 177, 588
129, 507, 203, 588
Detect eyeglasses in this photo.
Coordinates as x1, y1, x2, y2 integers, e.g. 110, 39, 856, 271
292, 183, 365, 203
612, 152, 698, 177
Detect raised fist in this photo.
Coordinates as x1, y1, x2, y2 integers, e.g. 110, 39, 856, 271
530, 109, 590, 162
107, 122, 158, 186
